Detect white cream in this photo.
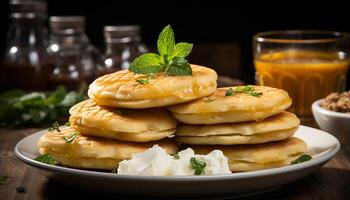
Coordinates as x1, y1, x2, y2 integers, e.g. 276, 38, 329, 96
117, 145, 231, 176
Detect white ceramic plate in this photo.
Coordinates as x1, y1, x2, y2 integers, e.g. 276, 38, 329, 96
15, 125, 340, 198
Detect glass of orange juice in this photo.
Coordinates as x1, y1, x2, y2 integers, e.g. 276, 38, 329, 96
254, 31, 350, 121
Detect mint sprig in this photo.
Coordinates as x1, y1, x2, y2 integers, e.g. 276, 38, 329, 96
291, 154, 312, 165
129, 25, 193, 76
34, 153, 57, 165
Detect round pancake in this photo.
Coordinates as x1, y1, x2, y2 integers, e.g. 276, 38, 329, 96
175, 112, 299, 145
88, 65, 218, 109
168, 86, 292, 124
191, 137, 307, 172
69, 99, 178, 142
38, 127, 179, 170
176, 128, 296, 145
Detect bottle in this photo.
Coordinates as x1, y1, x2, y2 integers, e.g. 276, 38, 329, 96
98, 25, 147, 76
48, 16, 102, 90
1, 0, 50, 91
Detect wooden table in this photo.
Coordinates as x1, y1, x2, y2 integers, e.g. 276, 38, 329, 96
1, 127, 349, 200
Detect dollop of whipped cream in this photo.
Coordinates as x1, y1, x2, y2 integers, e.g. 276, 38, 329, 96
117, 145, 231, 176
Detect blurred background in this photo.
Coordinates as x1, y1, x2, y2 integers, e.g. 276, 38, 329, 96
1, 0, 350, 84
1, 0, 350, 126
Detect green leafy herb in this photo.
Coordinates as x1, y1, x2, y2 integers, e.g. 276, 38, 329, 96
48, 121, 61, 132
291, 154, 312, 165
34, 153, 57, 165
0, 176, 9, 185
65, 121, 71, 126
233, 85, 263, 97
190, 157, 206, 175
16, 186, 27, 193
136, 78, 150, 85
225, 88, 234, 96
62, 132, 80, 143
129, 25, 193, 76
0, 85, 87, 127
173, 154, 180, 160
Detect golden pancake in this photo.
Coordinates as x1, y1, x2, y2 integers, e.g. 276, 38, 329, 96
69, 99, 178, 142
191, 137, 307, 172
38, 127, 179, 170
175, 112, 299, 145
168, 86, 292, 124
88, 65, 218, 109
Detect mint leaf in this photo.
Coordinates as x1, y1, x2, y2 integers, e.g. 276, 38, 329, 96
48, 121, 61, 132
62, 132, 80, 143
234, 86, 263, 97
173, 153, 180, 159
136, 79, 149, 85
129, 53, 164, 74
190, 157, 206, 175
34, 153, 57, 165
171, 42, 193, 59
16, 186, 27, 193
225, 88, 234, 96
0, 176, 9, 185
291, 154, 312, 165
157, 25, 175, 56
166, 57, 192, 76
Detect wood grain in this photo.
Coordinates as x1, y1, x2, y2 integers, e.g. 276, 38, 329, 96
0, 127, 349, 200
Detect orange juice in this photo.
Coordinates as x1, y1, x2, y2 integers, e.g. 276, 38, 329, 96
255, 50, 349, 117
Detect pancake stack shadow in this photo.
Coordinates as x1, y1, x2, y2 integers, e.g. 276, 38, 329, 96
38, 64, 307, 172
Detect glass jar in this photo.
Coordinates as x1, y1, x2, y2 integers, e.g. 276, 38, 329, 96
98, 25, 147, 76
0, 0, 50, 91
48, 16, 102, 90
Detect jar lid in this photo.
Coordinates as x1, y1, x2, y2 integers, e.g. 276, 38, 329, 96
10, 0, 47, 18
104, 25, 141, 43
50, 16, 85, 34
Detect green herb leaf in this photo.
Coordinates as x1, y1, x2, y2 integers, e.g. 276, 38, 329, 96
129, 25, 193, 77
251, 91, 263, 97
0, 86, 87, 127
34, 153, 57, 165
136, 79, 149, 85
234, 85, 263, 97
62, 132, 80, 143
171, 42, 193, 59
48, 121, 61, 132
291, 154, 312, 165
166, 57, 192, 76
129, 53, 164, 74
0, 176, 9, 185
190, 157, 206, 175
157, 25, 175, 56
65, 121, 71, 126
225, 88, 234, 96
173, 154, 180, 160
16, 186, 27, 193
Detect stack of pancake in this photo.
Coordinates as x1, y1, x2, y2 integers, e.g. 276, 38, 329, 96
168, 87, 306, 171
37, 64, 307, 172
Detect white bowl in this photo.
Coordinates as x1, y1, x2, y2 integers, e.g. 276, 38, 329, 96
312, 99, 350, 144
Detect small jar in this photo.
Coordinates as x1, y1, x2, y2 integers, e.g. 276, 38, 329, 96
1, 0, 50, 91
98, 25, 147, 76
48, 16, 102, 90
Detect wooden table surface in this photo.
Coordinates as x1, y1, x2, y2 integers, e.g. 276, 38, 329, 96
0, 127, 349, 200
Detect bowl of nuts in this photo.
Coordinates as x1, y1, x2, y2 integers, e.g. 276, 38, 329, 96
312, 92, 350, 144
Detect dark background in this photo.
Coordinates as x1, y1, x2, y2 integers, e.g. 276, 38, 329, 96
1, 0, 350, 83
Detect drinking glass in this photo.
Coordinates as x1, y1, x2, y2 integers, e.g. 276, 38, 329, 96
254, 30, 350, 121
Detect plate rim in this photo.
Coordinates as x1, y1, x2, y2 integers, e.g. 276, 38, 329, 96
14, 125, 340, 181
